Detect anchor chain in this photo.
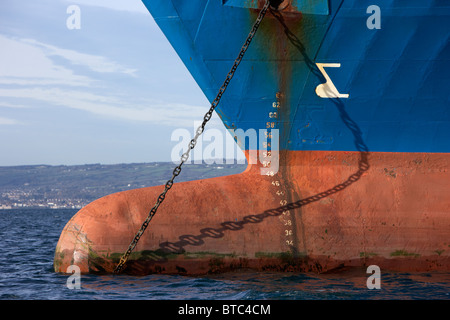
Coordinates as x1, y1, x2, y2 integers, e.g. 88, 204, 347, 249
114, 0, 271, 274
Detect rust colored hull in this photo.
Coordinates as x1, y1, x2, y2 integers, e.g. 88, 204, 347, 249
54, 150, 450, 275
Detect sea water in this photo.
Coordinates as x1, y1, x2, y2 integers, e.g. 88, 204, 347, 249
0, 209, 448, 300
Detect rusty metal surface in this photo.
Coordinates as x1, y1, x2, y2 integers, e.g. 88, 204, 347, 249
224, 0, 329, 15
54, 150, 450, 275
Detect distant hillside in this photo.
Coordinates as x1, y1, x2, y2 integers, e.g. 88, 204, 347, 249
0, 161, 247, 209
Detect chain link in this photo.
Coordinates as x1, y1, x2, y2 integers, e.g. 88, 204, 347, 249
114, 0, 271, 274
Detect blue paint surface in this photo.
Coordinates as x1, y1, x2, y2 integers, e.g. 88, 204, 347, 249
142, 0, 450, 153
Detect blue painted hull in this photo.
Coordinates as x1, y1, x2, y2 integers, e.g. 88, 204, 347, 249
142, 0, 450, 153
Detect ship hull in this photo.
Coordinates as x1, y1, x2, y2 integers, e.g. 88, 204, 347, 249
54, 0, 450, 275
54, 150, 449, 275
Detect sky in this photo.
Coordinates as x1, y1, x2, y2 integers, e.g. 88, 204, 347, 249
0, 0, 243, 166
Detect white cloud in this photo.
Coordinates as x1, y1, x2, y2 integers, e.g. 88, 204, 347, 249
22, 39, 138, 76
0, 117, 21, 125
0, 102, 30, 109
0, 34, 218, 128
0, 35, 137, 89
0, 87, 215, 127
0, 35, 93, 87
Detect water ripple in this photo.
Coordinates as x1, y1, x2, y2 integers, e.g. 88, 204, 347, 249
0, 209, 448, 300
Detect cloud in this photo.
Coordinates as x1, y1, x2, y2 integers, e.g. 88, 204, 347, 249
0, 102, 30, 109
0, 117, 21, 125
0, 34, 218, 127
0, 35, 93, 87
22, 39, 138, 76
0, 35, 137, 88
0, 87, 215, 127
